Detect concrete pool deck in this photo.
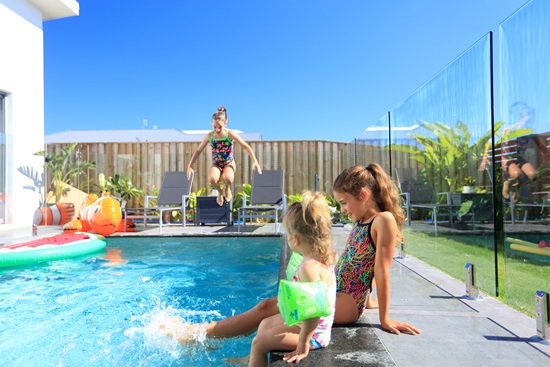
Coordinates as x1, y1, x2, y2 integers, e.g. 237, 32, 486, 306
1, 223, 549, 366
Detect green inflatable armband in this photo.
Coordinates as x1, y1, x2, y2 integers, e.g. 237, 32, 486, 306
285, 251, 304, 280
277, 279, 332, 326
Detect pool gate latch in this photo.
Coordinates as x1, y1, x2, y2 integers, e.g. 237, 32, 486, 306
464, 263, 483, 301
532, 290, 550, 345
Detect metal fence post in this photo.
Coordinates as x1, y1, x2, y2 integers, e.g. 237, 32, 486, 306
532, 291, 550, 344
464, 263, 483, 300
399, 242, 406, 259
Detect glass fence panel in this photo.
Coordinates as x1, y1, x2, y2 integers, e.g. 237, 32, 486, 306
391, 33, 497, 296
500, 0, 550, 316
357, 114, 390, 173
340, 140, 357, 170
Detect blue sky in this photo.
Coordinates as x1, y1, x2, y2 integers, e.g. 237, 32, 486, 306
44, 0, 528, 142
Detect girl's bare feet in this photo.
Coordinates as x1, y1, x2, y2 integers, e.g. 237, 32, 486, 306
156, 313, 207, 346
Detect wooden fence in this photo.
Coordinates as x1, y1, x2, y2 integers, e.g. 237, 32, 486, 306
48, 140, 398, 206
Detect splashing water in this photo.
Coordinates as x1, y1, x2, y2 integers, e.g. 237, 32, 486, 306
0, 236, 281, 366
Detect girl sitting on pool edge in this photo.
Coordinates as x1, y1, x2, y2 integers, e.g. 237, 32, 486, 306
248, 191, 337, 365
186, 106, 262, 206
159, 164, 421, 347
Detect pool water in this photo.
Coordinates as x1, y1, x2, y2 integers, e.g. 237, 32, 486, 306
0, 236, 282, 366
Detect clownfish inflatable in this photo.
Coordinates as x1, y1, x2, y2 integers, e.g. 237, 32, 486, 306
63, 193, 132, 236
33, 203, 75, 226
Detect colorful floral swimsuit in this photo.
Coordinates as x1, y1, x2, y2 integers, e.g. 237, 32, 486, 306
293, 258, 336, 349
210, 131, 234, 169
335, 217, 376, 317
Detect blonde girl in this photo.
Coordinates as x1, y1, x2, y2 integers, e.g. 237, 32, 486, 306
248, 191, 337, 366
187, 106, 262, 206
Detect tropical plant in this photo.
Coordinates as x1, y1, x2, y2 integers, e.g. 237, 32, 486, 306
95, 173, 144, 203
392, 120, 504, 193
232, 183, 252, 214
462, 176, 476, 187
288, 192, 303, 204
34, 143, 96, 203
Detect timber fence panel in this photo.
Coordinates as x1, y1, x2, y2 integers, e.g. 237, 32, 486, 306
47, 141, 355, 200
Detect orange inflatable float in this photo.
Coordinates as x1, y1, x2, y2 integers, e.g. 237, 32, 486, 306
63, 193, 131, 236
62, 219, 92, 234
116, 218, 136, 232
88, 196, 122, 236
33, 203, 75, 226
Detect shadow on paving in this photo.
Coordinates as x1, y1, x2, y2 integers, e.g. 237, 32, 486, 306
269, 324, 396, 366
214, 225, 259, 233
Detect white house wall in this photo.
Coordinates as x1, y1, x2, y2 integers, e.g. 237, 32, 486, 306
0, 0, 78, 232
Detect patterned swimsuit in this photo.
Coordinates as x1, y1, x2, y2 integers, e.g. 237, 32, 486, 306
335, 217, 376, 317
210, 131, 234, 169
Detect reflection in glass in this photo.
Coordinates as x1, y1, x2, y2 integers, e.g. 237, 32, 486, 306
500, 0, 550, 315
389, 33, 497, 296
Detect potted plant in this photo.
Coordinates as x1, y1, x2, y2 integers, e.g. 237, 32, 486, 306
461, 176, 476, 193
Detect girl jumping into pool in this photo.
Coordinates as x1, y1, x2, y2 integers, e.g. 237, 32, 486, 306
186, 106, 262, 206
161, 164, 420, 344
249, 191, 337, 366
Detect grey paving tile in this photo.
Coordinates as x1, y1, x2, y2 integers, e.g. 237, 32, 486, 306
270, 326, 396, 367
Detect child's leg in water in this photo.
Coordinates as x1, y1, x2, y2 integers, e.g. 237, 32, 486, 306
224, 355, 250, 365
156, 313, 207, 345
159, 297, 280, 345
205, 297, 279, 338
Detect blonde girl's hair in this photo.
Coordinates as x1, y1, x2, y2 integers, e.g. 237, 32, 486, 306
283, 191, 337, 266
212, 106, 228, 121
332, 164, 405, 245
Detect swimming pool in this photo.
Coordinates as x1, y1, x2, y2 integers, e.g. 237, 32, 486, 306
0, 236, 282, 366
